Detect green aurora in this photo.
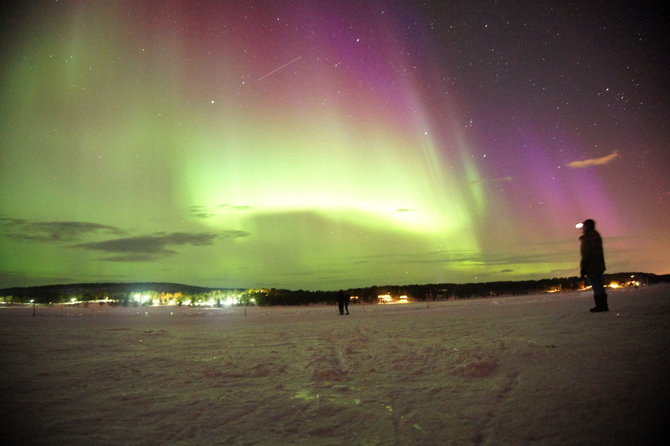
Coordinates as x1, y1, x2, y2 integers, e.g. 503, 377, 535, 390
1, 1, 668, 289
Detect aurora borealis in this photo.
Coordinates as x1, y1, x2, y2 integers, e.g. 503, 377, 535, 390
1, 1, 668, 290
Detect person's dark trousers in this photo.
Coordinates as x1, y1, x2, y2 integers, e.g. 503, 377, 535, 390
587, 273, 609, 312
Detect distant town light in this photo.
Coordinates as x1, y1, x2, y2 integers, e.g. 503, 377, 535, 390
377, 294, 410, 304
377, 294, 392, 303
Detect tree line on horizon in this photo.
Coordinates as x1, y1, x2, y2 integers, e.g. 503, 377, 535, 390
0, 272, 666, 306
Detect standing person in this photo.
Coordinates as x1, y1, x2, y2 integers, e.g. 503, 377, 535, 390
337, 290, 350, 315
578, 219, 609, 312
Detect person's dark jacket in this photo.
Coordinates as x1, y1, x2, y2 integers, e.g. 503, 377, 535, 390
580, 229, 606, 277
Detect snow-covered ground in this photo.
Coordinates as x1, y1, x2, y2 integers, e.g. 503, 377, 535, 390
1, 285, 668, 445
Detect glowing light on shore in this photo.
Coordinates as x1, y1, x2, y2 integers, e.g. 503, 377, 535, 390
377, 293, 410, 304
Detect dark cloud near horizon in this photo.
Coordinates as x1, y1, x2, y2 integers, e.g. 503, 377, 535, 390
221, 230, 250, 239
188, 204, 253, 219
74, 230, 250, 262
191, 212, 217, 219
0, 217, 124, 242
188, 205, 216, 219
75, 232, 219, 255
219, 204, 252, 211
355, 248, 574, 269
101, 254, 163, 263
1, 215, 249, 251
0, 270, 75, 288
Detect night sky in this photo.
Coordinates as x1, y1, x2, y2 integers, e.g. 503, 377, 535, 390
1, 0, 668, 290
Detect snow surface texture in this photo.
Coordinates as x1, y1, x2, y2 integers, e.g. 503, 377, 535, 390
1, 286, 668, 445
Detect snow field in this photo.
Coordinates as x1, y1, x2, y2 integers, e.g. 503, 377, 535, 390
1, 285, 668, 445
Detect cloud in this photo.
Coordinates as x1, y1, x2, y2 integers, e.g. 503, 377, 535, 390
1, 215, 250, 262
0, 217, 124, 242
188, 204, 252, 219
221, 230, 251, 238
74, 232, 220, 261
191, 212, 216, 219
356, 249, 570, 268
188, 205, 216, 219
566, 151, 620, 168
73, 230, 249, 262
219, 204, 252, 211
100, 254, 161, 263
0, 270, 76, 288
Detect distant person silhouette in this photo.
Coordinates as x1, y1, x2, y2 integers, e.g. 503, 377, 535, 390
337, 290, 350, 315
578, 219, 608, 312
